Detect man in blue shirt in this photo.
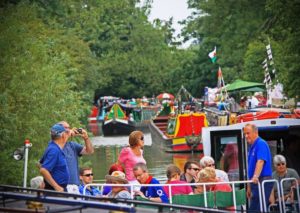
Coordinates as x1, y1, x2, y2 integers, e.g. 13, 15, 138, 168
59, 121, 94, 194
79, 167, 101, 196
244, 123, 273, 211
133, 163, 169, 203
40, 124, 70, 192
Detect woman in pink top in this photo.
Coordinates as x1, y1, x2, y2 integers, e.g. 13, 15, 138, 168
163, 164, 193, 198
118, 131, 146, 187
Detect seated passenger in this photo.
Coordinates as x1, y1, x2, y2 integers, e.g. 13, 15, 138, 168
200, 156, 229, 182
194, 167, 231, 194
30, 176, 45, 189
163, 164, 193, 197
180, 160, 201, 190
102, 163, 125, 195
269, 155, 300, 205
105, 171, 131, 199
79, 167, 101, 196
133, 163, 169, 203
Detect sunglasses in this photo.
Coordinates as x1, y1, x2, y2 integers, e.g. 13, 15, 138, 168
277, 163, 285, 166
83, 173, 93, 177
188, 167, 200, 171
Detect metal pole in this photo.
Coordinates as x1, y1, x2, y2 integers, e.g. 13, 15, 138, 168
23, 139, 31, 188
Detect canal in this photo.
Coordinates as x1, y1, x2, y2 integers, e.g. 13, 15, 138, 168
82, 133, 203, 183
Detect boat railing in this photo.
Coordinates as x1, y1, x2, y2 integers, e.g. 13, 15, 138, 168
85, 178, 300, 213
0, 184, 232, 213
84, 180, 252, 212
261, 178, 299, 213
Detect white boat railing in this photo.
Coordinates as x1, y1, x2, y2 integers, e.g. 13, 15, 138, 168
84, 177, 300, 212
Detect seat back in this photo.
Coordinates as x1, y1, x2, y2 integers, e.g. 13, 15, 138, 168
215, 188, 246, 208
172, 192, 214, 208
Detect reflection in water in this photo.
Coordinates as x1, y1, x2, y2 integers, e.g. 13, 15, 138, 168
82, 133, 203, 182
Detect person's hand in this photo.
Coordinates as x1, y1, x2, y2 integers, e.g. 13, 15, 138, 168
134, 190, 146, 199
251, 176, 259, 184
54, 185, 64, 192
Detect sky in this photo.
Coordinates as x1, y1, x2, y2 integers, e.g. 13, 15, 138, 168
147, 0, 193, 47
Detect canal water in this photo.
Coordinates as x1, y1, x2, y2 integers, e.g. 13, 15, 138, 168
82, 133, 203, 183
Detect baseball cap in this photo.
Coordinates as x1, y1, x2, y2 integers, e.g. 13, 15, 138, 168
51, 123, 66, 136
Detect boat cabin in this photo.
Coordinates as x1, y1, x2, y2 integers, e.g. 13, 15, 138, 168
202, 118, 300, 182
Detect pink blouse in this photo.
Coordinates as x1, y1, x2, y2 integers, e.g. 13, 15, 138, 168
118, 147, 146, 181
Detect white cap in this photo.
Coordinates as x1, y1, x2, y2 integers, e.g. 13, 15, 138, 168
30, 176, 44, 189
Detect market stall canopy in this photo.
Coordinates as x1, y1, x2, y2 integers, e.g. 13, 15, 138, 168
226, 79, 265, 92
156, 92, 175, 100
241, 87, 265, 92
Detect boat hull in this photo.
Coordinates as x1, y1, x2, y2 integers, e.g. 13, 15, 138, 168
149, 119, 203, 153
102, 118, 136, 136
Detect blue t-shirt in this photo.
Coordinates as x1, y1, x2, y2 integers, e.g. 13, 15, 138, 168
79, 184, 101, 196
140, 177, 169, 203
63, 142, 83, 185
40, 141, 70, 186
248, 137, 272, 178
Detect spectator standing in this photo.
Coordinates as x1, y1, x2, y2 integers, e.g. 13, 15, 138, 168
200, 156, 229, 182
163, 164, 193, 198
105, 171, 131, 199
59, 121, 94, 194
179, 160, 201, 190
244, 123, 273, 211
117, 131, 146, 188
40, 124, 70, 192
133, 163, 169, 203
78, 167, 101, 196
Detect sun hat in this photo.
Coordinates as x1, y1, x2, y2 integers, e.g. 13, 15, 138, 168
105, 171, 128, 184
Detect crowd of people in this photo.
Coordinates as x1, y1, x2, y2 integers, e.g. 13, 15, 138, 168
31, 122, 299, 211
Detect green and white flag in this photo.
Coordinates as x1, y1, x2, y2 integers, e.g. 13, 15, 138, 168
208, 46, 217, 63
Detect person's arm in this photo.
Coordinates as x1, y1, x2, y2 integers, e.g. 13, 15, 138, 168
247, 183, 251, 199
40, 167, 63, 192
149, 197, 162, 202
269, 188, 275, 204
252, 159, 264, 184
80, 129, 94, 155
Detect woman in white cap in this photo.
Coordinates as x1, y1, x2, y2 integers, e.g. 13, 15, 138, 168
30, 176, 45, 189
105, 171, 131, 199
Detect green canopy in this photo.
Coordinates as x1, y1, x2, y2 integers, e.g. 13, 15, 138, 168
226, 79, 265, 92
241, 87, 265, 92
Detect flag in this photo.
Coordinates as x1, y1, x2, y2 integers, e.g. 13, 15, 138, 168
208, 46, 217, 63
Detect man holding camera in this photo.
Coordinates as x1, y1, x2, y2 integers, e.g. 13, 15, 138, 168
58, 121, 94, 194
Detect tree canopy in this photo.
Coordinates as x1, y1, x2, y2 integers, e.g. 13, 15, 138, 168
0, 0, 299, 185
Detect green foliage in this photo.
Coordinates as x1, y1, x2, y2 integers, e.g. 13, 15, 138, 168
0, 2, 88, 184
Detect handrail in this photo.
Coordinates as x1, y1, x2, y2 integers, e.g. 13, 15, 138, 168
280, 177, 299, 213
84, 180, 252, 210
261, 179, 282, 213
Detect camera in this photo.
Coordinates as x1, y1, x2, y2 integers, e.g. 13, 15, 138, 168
76, 128, 83, 134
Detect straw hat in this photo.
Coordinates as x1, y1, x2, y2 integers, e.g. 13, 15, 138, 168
105, 171, 128, 184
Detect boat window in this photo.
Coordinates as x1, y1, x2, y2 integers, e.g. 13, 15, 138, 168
210, 130, 244, 182
219, 136, 239, 181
